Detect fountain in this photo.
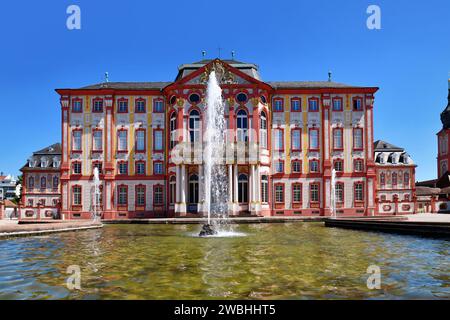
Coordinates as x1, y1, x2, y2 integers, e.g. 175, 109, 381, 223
92, 167, 101, 221
330, 168, 337, 219
199, 70, 229, 237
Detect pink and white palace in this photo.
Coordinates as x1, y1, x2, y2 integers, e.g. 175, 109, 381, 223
20, 58, 418, 220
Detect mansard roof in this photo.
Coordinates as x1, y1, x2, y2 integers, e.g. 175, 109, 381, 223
80, 82, 172, 90
57, 58, 377, 93
33, 143, 61, 156
373, 140, 404, 152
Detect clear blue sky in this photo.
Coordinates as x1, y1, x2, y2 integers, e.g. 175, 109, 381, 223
0, 0, 449, 181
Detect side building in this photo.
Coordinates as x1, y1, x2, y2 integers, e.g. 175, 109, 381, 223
374, 140, 416, 215
20, 143, 61, 219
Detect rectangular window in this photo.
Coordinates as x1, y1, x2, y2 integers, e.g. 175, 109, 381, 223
310, 160, 319, 173
153, 100, 164, 113
118, 130, 128, 151
310, 184, 320, 202
92, 99, 103, 113
118, 186, 128, 205
135, 161, 146, 175
275, 160, 284, 173
72, 162, 82, 174
118, 162, 128, 175
275, 185, 284, 203
154, 186, 164, 205
136, 130, 145, 152
135, 99, 146, 113
261, 176, 268, 203
154, 162, 163, 175
260, 116, 267, 149
136, 186, 145, 206
72, 99, 82, 112
73, 186, 82, 205
274, 129, 284, 150
334, 160, 343, 172
333, 128, 343, 150
353, 98, 363, 111
72, 130, 82, 151
292, 160, 302, 173
355, 183, 364, 201
353, 128, 363, 150
332, 98, 343, 111
154, 130, 163, 151
118, 100, 128, 113
309, 129, 319, 150
292, 184, 302, 203
354, 159, 364, 172
291, 129, 301, 151
93, 130, 102, 151
335, 183, 344, 203
273, 98, 284, 112
308, 99, 319, 112
291, 98, 301, 112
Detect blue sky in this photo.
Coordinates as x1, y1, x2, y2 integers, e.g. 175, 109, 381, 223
0, 0, 449, 181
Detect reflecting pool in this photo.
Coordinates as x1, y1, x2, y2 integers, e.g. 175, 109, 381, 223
0, 223, 448, 299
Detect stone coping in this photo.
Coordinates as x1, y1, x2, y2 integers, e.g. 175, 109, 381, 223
0, 221, 103, 239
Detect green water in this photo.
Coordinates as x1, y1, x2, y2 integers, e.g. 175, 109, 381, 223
0, 223, 448, 299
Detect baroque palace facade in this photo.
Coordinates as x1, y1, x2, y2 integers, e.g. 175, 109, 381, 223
48, 58, 415, 220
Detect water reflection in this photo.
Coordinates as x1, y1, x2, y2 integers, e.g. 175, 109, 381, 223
0, 223, 448, 299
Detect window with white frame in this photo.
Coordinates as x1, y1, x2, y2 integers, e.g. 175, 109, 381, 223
136, 130, 145, 151
238, 174, 248, 203
292, 160, 302, 173
93, 99, 103, 112
353, 128, 363, 150
170, 113, 177, 149
73, 186, 82, 205
309, 129, 319, 150
153, 100, 164, 113
335, 183, 344, 203
154, 186, 164, 205
355, 183, 364, 201
135, 161, 145, 175
118, 186, 127, 205
274, 129, 283, 150
292, 129, 301, 150
93, 130, 102, 151
261, 175, 268, 203
236, 110, 248, 142
169, 176, 176, 204
189, 110, 201, 143
260, 112, 267, 149
333, 129, 343, 149
72, 130, 82, 151
118, 162, 128, 175
154, 130, 163, 151
310, 160, 319, 173
310, 184, 319, 202
275, 160, 284, 173
275, 185, 284, 203
118, 100, 128, 113
118, 131, 127, 151
293, 184, 302, 202
154, 162, 163, 175
136, 186, 145, 206
135, 99, 146, 113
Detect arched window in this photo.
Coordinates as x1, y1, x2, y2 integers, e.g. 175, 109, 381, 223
261, 175, 268, 203
260, 111, 267, 149
392, 173, 398, 187
238, 174, 248, 203
189, 174, 199, 204
169, 176, 176, 204
170, 112, 177, 149
380, 173, 385, 186
236, 110, 248, 142
40, 177, 46, 189
52, 176, 59, 189
404, 172, 410, 188
28, 176, 34, 188
189, 110, 201, 143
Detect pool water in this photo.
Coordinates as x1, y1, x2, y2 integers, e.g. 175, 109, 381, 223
0, 223, 448, 299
